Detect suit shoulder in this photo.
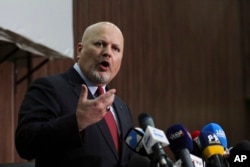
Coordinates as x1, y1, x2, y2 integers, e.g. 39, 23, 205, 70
31, 66, 77, 86
31, 73, 66, 87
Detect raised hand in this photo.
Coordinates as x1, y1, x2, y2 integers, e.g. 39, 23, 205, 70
76, 84, 116, 131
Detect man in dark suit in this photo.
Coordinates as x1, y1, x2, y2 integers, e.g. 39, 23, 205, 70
15, 22, 136, 167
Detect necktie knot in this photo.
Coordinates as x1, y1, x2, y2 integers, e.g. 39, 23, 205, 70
97, 86, 105, 96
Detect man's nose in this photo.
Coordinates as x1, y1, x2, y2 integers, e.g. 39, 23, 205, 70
103, 46, 112, 57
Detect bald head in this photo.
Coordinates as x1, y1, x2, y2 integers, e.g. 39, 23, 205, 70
76, 21, 124, 85
81, 22, 124, 44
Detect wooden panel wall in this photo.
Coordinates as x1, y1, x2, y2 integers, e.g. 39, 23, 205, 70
0, 56, 73, 163
0, 62, 14, 162
240, 0, 250, 144
73, 0, 249, 146
0, 0, 249, 163
241, 0, 250, 100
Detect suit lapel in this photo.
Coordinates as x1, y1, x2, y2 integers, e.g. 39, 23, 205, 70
97, 119, 119, 159
64, 67, 93, 99
66, 67, 121, 159
73, 85, 93, 100
113, 99, 127, 155
96, 97, 126, 160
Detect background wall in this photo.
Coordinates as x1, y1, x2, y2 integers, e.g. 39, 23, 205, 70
0, 0, 249, 163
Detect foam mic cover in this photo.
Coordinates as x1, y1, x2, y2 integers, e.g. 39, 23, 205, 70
202, 123, 227, 149
198, 131, 224, 159
166, 124, 193, 154
191, 130, 202, 157
231, 140, 250, 151
228, 140, 250, 167
165, 124, 194, 167
191, 130, 200, 140
138, 113, 155, 130
125, 127, 147, 156
198, 131, 225, 167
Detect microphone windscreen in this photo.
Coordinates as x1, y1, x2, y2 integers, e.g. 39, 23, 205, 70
138, 113, 155, 130
231, 140, 250, 151
191, 130, 202, 157
202, 122, 227, 149
198, 131, 224, 160
165, 124, 193, 155
228, 140, 250, 166
191, 130, 200, 140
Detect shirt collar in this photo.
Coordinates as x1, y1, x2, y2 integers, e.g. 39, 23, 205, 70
73, 63, 106, 96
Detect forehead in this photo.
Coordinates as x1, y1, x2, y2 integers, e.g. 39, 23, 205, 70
83, 23, 124, 47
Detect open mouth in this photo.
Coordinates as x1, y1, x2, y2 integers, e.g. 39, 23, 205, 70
100, 61, 110, 67
99, 60, 110, 71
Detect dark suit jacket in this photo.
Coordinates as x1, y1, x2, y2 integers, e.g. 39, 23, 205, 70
15, 67, 135, 167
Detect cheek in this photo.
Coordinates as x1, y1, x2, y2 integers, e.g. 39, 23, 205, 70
112, 58, 122, 73
78, 53, 95, 72
80, 48, 97, 63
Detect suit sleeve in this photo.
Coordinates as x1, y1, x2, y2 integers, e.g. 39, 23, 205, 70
15, 77, 82, 160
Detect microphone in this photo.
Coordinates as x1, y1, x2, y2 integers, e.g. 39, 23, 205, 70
138, 113, 155, 130
202, 123, 228, 150
125, 126, 175, 167
198, 131, 226, 167
191, 130, 200, 140
138, 113, 170, 167
191, 130, 202, 157
165, 124, 194, 167
125, 127, 148, 156
175, 154, 204, 167
228, 140, 250, 167
201, 123, 231, 166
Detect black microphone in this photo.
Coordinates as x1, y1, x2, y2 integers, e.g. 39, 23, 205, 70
165, 124, 194, 167
228, 140, 250, 167
138, 113, 155, 130
138, 113, 170, 167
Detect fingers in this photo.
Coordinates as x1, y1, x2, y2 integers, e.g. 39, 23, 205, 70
79, 84, 116, 110
97, 88, 116, 108
76, 85, 116, 131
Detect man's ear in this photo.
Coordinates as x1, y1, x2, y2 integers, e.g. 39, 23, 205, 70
76, 42, 83, 59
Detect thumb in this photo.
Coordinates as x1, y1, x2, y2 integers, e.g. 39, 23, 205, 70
80, 84, 88, 101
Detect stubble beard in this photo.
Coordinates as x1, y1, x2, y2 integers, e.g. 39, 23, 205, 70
87, 67, 110, 84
